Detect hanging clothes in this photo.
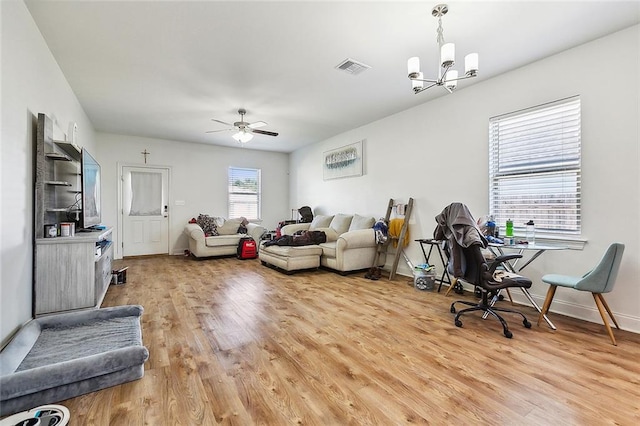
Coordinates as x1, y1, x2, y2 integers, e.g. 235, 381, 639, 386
389, 218, 410, 248
373, 219, 389, 244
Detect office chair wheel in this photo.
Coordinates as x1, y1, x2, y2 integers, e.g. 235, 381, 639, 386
455, 319, 463, 327
523, 319, 532, 328
450, 305, 456, 314
504, 329, 513, 339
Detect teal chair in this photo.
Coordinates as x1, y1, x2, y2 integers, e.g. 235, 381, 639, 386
538, 243, 625, 345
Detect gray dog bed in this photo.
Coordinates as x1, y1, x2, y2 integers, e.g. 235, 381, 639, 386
0, 305, 149, 416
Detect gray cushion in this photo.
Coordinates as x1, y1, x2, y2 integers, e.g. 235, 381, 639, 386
329, 214, 353, 235
217, 218, 243, 235
348, 214, 375, 231
16, 316, 141, 371
205, 234, 241, 247
260, 244, 323, 257
319, 242, 337, 258
309, 215, 334, 230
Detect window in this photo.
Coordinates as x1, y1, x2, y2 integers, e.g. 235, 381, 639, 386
489, 96, 581, 238
228, 167, 261, 220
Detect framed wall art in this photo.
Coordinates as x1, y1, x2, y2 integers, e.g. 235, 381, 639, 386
323, 140, 364, 180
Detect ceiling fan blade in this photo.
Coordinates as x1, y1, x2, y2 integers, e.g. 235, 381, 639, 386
248, 121, 267, 129
211, 119, 232, 126
252, 129, 279, 137
205, 128, 232, 133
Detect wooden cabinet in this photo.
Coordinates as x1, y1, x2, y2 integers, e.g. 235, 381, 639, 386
34, 228, 113, 316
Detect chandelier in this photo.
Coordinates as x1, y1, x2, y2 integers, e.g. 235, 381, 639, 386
407, 4, 478, 94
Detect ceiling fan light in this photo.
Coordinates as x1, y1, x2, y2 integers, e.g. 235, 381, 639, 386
232, 131, 253, 143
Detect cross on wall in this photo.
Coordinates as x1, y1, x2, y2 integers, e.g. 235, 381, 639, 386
141, 149, 150, 164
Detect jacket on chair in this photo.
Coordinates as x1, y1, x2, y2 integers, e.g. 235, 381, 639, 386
433, 202, 487, 278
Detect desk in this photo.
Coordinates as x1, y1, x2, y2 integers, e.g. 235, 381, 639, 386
415, 239, 452, 292
488, 243, 569, 330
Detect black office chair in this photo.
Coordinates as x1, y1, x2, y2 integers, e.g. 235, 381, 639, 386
449, 243, 533, 338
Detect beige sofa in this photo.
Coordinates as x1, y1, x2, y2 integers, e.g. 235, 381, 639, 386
184, 218, 266, 258
259, 213, 385, 273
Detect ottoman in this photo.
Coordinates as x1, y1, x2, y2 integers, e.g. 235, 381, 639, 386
259, 243, 323, 273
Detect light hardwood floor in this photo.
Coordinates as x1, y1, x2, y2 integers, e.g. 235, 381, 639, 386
60, 255, 639, 425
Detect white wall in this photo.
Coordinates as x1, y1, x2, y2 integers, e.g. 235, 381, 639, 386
289, 25, 640, 333
95, 133, 290, 258
0, 1, 97, 345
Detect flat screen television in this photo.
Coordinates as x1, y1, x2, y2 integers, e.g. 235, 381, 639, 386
80, 148, 102, 229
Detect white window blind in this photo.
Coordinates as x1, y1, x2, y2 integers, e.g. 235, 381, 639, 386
489, 96, 581, 237
228, 167, 261, 220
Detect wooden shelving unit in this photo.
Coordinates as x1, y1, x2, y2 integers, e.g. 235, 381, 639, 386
35, 114, 81, 238
33, 113, 112, 316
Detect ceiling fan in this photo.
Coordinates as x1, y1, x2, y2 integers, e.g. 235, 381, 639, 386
207, 108, 279, 143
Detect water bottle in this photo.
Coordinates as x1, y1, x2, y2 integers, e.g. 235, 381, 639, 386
486, 220, 495, 236
505, 219, 513, 237
526, 220, 535, 243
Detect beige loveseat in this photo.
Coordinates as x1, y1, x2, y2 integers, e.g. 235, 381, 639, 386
259, 213, 385, 273
184, 217, 266, 258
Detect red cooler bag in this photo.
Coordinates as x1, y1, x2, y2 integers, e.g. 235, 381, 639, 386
237, 237, 257, 260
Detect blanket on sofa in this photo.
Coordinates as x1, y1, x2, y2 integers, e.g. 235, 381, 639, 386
264, 230, 327, 247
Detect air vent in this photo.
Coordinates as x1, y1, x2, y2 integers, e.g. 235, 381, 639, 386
335, 58, 371, 75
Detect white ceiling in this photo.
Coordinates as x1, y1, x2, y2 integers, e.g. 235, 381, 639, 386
25, 1, 640, 153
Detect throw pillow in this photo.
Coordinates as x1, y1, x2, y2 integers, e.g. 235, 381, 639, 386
329, 214, 353, 235
348, 214, 375, 231
309, 215, 334, 230
197, 214, 219, 236
218, 218, 243, 235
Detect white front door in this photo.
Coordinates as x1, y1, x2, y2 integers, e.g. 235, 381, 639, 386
121, 166, 169, 256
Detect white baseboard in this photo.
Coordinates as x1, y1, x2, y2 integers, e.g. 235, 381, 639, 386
508, 291, 640, 334
172, 248, 188, 256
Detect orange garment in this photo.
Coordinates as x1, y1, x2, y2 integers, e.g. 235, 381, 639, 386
389, 218, 410, 248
